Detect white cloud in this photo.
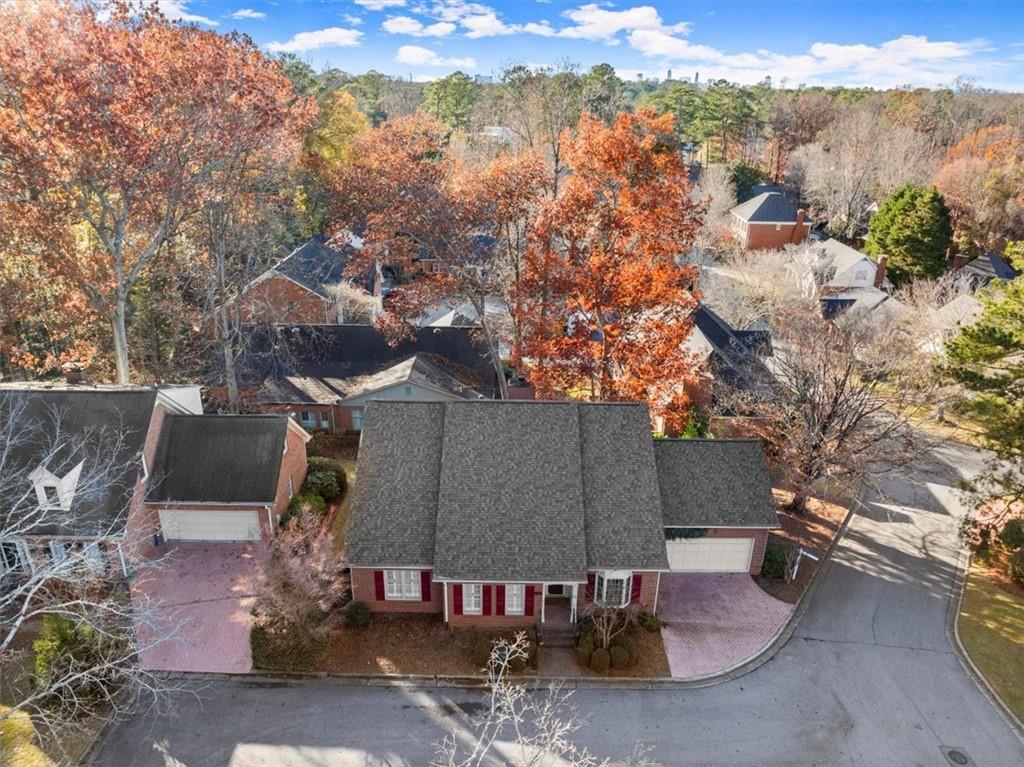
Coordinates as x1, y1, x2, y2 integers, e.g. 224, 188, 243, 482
229, 8, 266, 20
558, 3, 689, 41
395, 44, 476, 68
158, 0, 218, 26
462, 10, 519, 38
266, 27, 364, 53
343, 14, 364, 25
355, 0, 407, 10
382, 15, 456, 36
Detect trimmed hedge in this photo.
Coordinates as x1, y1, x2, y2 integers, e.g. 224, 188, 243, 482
472, 638, 493, 669
589, 648, 610, 673
344, 601, 371, 628
761, 542, 790, 580
306, 456, 349, 500
1000, 519, 1024, 551
609, 645, 630, 669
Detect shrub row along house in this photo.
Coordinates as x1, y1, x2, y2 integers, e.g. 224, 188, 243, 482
0, 383, 309, 581
344, 400, 779, 633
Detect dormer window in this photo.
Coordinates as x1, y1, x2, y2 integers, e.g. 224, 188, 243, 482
30, 461, 82, 512
42, 484, 60, 507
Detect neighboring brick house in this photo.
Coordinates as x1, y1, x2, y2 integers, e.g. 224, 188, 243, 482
236, 234, 386, 325
0, 383, 204, 579
242, 325, 498, 432
145, 414, 309, 542
730, 192, 811, 250
344, 400, 779, 635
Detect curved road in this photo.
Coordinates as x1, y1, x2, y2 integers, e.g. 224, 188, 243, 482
93, 442, 1024, 766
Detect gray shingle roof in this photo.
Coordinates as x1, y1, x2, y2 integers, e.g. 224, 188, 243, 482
730, 192, 801, 223
346, 401, 673, 581
578, 405, 670, 571
654, 439, 779, 528
148, 415, 287, 503
0, 388, 157, 537
345, 402, 445, 567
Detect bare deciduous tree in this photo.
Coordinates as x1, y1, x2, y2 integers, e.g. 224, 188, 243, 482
689, 163, 736, 259
432, 634, 658, 767
718, 305, 940, 512
0, 393, 184, 752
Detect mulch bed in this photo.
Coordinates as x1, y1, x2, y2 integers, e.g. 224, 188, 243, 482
756, 489, 849, 603
565, 629, 670, 679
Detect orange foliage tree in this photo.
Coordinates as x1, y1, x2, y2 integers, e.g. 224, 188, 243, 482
933, 124, 1024, 256
332, 114, 547, 397
518, 111, 704, 432
0, 0, 313, 382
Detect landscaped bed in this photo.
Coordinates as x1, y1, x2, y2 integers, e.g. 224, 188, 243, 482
568, 625, 670, 679
756, 489, 849, 603
958, 556, 1024, 721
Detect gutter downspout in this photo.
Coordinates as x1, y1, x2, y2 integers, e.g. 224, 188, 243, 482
443, 582, 449, 624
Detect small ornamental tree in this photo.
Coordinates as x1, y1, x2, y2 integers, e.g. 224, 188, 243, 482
865, 185, 953, 284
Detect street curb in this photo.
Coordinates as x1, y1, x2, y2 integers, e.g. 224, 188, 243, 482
946, 548, 1024, 741
152, 502, 858, 693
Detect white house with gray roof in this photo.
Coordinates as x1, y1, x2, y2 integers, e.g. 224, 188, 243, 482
345, 400, 780, 634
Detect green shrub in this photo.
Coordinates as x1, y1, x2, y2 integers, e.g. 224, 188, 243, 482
999, 519, 1024, 551
302, 470, 340, 502
640, 613, 664, 632
472, 638, 493, 669
611, 634, 636, 659
250, 624, 325, 671
345, 601, 371, 628
761, 542, 791, 580
609, 645, 630, 669
33, 615, 110, 705
306, 456, 349, 500
1009, 549, 1024, 587
281, 491, 327, 527
508, 653, 527, 672
0, 706, 53, 767
589, 648, 610, 673
575, 635, 594, 668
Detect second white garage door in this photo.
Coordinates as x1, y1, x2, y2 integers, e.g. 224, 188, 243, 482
666, 537, 754, 572
159, 509, 262, 542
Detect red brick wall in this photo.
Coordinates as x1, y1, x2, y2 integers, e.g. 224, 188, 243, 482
125, 402, 171, 559
272, 424, 309, 518
703, 527, 770, 575
446, 583, 542, 629
351, 567, 444, 614
741, 222, 811, 251
251, 403, 359, 434
238, 275, 332, 324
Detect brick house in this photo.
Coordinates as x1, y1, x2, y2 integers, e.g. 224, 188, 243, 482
730, 192, 811, 250
243, 325, 498, 432
344, 400, 779, 635
236, 234, 386, 325
145, 414, 309, 542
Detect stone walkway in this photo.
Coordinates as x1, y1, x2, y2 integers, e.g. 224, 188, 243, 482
132, 543, 261, 674
658, 572, 792, 678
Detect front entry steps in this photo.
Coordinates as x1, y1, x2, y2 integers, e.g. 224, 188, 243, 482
541, 624, 577, 648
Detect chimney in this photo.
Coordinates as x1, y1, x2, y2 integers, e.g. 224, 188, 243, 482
791, 209, 807, 243
873, 255, 888, 289
952, 253, 970, 270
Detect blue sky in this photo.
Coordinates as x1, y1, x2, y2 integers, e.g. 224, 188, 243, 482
158, 1, 1024, 90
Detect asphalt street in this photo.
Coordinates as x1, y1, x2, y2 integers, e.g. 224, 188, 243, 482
91, 441, 1024, 766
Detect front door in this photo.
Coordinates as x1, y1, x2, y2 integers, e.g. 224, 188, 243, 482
542, 583, 578, 624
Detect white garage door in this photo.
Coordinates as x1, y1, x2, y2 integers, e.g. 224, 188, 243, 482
666, 537, 754, 572
159, 509, 261, 542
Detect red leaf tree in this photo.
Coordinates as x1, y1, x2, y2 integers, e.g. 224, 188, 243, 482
518, 110, 704, 432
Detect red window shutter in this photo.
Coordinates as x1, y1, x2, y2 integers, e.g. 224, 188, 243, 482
495, 585, 505, 616
420, 570, 432, 602
630, 574, 643, 604
524, 585, 534, 616
586, 572, 595, 601
374, 570, 385, 601
482, 585, 492, 616
453, 584, 463, 615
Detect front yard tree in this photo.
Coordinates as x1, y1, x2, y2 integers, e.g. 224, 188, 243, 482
423, 71, 478, 134
722, 305, 938, 513
865, 185, 953, 284
0, 0, 309, 383
518, 110, 703, 433
944, 252, 1024, 530
0, 393, 179, 750
333, 114, 548, 399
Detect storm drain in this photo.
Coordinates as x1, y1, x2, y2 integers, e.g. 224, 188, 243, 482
940, 747, 975, 767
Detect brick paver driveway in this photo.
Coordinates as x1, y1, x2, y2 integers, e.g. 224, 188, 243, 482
658, 572, 792, 678
132, 543, 262, 674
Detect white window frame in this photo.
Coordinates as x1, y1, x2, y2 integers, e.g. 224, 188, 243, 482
384, 569, 421, 601
463, 583, 483, 615
505, 584, 525, 615
287, 477, 294, 499
351, 408, 364, 431
319, 411, 330, 428
41, 483, 61, 509
595, 570, 632, 608
1, 540, 29, 575
50, 541, 68, 564
140, 454, 149, 482
299, 410, 314, 426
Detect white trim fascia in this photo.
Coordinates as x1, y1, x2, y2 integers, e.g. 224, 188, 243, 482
153, 389, 202, 415
652, 572, 661, 615
353, 564, 433, 570
443, 581, 449, 622
337, 379, 464, 405
747, 220, 813, 227
663, 524, 775, 529
145, 500, 273, 507
433, 577, 579, 584
285, 417, 313, 443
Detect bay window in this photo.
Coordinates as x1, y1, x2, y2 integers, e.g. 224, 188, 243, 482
595, 570, 632, 607
384, 569, 421, 600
